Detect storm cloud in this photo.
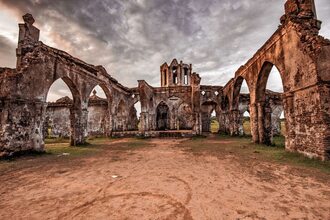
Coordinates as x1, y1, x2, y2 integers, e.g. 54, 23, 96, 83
0, 0, 329, 93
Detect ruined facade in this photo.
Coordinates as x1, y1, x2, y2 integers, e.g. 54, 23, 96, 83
0, 0, 329, 160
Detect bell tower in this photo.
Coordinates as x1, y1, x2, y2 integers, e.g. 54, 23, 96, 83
160, 59, 193, 87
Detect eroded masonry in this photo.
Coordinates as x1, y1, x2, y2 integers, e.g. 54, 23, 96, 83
0, 0, 329, 160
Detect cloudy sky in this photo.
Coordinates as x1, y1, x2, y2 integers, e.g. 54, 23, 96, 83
0, 0, 329, 101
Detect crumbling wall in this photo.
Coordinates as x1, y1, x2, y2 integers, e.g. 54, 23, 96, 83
0, 14, 135, 157
221, 0, 330, 160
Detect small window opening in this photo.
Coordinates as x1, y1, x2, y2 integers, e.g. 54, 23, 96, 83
164, 69, 167, 86
184, 68, 189, 85
172, 67, 178, 84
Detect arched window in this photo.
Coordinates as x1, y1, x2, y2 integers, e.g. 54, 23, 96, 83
45, 78, 78, 143
183, 68, 189, 85
257, 62, 285, 147
172, 67, 178, 84
210, 109, 219, 133
163, 69, 167, 86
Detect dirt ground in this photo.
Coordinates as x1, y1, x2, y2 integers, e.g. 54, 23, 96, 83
0, 137, 329, 220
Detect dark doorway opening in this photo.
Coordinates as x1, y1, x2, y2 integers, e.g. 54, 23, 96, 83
156, 102, 170, 130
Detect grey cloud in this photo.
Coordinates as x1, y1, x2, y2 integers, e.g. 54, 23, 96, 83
0, 0, 329, 92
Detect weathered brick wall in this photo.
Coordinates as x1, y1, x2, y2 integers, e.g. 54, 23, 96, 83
45, 106, 71, 138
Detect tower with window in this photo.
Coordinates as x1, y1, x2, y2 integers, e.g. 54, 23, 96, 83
160, 59, 193, 87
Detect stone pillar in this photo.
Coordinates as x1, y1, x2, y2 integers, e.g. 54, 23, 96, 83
283, 93, 295, 151
139, 112, 148, 133
257, 102, 265, 144
230, 110, 241, 136
70, 108, 87, 146
271, 109, 282, 136
107, 110, 113, 136
179, 61, 183, 86
192, 112, 202, 135
191, 72, 201, 134
218, 113, 226, 134
220, 112, 229, 134
264, 105, 273, 145
250, 103, 259, 143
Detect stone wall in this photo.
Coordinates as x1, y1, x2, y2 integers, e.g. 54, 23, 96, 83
1, 0, 329, 160
45, 92, 111, 138
45, 100, 71, 138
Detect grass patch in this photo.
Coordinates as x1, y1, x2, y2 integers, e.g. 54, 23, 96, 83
253, 144, 330, 173
183, 136, 330, 174
272, 136, 285, 148
45, 143, 99, 157
45, 137, 70, 144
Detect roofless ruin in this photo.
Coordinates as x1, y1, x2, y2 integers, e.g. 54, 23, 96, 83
0, 0, 329, 160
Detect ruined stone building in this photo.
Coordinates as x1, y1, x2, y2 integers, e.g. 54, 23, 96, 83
0, 0, 329, 160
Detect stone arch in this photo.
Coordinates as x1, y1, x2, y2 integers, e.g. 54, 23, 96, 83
201, 101, 218, 133
45, 77, 82, 146
156, 101, 170, 131
254, 61, 286, 145
86, 83, 112, 104
256, 61, 285, 102
232, 76, 251, 111
45, 76, 81, 105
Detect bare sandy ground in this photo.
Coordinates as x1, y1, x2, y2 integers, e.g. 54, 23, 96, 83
0, 138, 329, 220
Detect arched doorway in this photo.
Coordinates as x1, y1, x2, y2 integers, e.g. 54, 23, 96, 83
156, 102, 170, 130
256, 61, 286, 146
210, 109, 219, 133
45, 77, 81, 145
201, 101, 218, 133
232, 77, 251, 136
219, 96, 230, 134
132, 101, 141, 131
